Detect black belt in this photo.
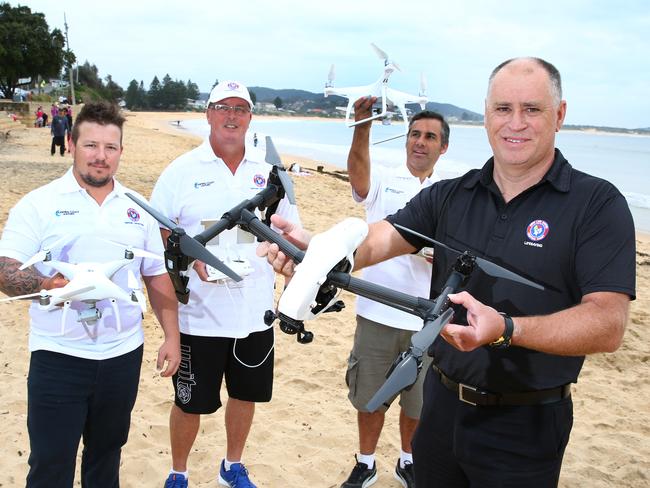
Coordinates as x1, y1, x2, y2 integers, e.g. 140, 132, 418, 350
432, 365, 571, 407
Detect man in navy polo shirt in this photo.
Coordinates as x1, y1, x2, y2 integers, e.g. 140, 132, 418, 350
263, 57, 635, 487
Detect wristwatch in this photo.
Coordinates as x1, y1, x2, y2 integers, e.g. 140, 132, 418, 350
489, 313, 514, 348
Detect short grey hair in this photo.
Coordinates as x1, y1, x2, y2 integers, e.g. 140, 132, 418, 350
487, 57, 562, 106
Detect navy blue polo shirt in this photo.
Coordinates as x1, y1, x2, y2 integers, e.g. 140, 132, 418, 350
387, 149, 636, 392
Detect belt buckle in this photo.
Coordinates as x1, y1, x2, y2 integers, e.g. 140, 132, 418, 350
458, 383, 477, 406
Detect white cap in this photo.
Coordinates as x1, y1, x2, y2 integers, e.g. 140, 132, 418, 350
208, 80, 253, 109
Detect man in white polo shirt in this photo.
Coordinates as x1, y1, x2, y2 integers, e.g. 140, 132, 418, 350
152, 80, 299, 488
340, 97, 449, 488
0, 101, 181, 488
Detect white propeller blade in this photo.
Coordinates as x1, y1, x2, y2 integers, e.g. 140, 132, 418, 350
129, 248, 163, 260
0, 291, 42, 302
420, 72, 427, 96
106, 240, 163, 260
328, 64, 336, 84
0, 284, 95, 304
19, 235, 77, 270
371, 42, 388, 62
371, 43, 401, 71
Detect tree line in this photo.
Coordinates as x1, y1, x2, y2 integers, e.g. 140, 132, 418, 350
0, 2, 74, 98
0, 3, 204, 110
124, 75, 200, 110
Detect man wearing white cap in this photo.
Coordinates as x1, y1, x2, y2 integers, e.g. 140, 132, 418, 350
152, 81, 299, 488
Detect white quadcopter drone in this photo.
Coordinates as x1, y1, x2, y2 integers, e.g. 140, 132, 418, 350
324, 43, 428, 144
278, 218, 368, 320
0, 236, 161, 333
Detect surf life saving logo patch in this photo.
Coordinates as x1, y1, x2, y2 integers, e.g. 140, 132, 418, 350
253, 174, 266, 187
524, 219, 549, 248
127, 208, 140, 222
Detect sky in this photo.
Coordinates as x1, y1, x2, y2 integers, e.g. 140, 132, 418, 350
17, 0, 650, 128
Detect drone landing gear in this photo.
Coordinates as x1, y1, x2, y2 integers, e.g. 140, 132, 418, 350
264, 310, 313, 344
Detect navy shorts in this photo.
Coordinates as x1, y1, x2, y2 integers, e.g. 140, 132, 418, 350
173, 328, 274, 414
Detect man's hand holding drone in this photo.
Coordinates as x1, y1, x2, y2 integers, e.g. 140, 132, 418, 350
256, 214, 311, 278
442, 292, 508, 352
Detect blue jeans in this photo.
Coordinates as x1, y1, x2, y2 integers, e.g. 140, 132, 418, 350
26, 346, 143, 488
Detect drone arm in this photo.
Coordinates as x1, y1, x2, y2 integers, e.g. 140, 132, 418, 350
240, 209, 306, 262
328, 269, 435, 319
193, 183, 283, 246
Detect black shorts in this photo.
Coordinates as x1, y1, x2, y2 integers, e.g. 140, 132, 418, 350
172, 328, 274, 414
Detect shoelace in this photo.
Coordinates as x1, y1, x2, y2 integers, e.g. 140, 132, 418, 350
350, 463, 373, 481
227, 465, 251, 487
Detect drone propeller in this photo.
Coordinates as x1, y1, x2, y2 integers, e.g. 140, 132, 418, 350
264, 136, 296, 204
419, 72, 427, 97
366, 308, 454, 411
370, 43, 401, 71
393, 224, 544, 290
366, 354, 419, 411
0, 291, 42, 302
327, 64, 336, 85
105, 240, 163, 261
125, 193, 242, 282
0, 284, 96, 304
127, 270, 147, 313
19, 235, 78, 270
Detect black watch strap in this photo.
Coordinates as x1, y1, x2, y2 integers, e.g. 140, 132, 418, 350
490, 313, 514, 348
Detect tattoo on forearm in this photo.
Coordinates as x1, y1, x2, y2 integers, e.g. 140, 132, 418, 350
0, 257, 45, 297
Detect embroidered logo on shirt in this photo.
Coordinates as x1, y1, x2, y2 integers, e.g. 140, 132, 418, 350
253, 174, 266, 187
55, 209, 80, 217
194, 181, 215, 189
524, 220, 549, 248
127, 208, 140, 222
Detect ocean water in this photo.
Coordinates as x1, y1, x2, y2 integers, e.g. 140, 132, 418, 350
181, 118, 650, 232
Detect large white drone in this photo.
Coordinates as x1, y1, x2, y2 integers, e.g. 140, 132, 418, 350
0, 237, 161, 333
324, 43, 428, 144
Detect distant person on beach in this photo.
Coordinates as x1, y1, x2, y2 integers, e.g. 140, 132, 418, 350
65, 106, 73, 153
152, 80, 299, 488
261, 57, 636, 487
50, 107, 70, 156
34, 106, 44, 127
253, 132, 258, 147
0, 101, 181, 487
339, 98, 448, 488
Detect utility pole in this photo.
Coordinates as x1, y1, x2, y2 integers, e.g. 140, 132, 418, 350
64, 13, 76, 106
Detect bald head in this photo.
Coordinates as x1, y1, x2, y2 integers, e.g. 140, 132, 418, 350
488, 57, 562, 107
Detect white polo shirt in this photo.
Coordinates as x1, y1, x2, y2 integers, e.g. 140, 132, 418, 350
353, 164, 437, 331
151, 138, 300, 338
0, 168, 166, 359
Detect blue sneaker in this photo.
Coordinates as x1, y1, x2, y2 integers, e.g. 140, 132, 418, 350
164, 473, 188, 488
218, 460, 257, 488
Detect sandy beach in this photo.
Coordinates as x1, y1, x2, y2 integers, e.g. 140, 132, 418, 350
0, 111, 647, 487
